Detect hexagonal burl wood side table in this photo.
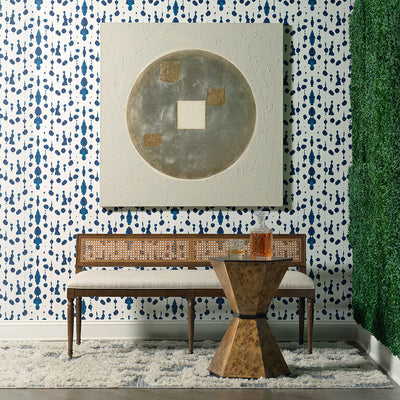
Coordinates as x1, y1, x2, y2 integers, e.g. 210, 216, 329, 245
208, 257, 292, 379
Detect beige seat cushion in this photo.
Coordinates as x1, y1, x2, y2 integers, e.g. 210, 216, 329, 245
67, 269, 313, 291
67, 269, 222, 290
279, 270, 314, 290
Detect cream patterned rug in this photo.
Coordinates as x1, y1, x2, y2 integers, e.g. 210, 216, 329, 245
0, 340, 392, 388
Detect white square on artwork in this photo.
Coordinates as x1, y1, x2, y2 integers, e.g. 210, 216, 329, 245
177, 101, 206, 129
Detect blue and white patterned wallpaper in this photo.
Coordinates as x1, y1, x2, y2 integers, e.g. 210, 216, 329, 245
0, 0, 352, 324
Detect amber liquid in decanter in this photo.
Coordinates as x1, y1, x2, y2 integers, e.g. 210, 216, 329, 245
250, 232, 273, 258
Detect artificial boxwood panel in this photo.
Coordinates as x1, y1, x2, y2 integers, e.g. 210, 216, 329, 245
349, 0, 400, 357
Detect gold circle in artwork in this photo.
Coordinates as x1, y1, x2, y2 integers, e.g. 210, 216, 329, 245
126, 49, 256, 180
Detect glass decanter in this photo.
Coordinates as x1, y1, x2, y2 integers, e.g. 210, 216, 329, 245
250, 211, 273, 258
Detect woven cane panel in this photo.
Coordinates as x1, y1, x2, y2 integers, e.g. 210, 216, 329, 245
193, 239, 251, 260
273, 239, 301, 262
78, 235, 303, 266
80, 238, 190, 263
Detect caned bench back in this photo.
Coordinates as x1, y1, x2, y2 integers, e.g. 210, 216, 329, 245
75, 234, 306, 273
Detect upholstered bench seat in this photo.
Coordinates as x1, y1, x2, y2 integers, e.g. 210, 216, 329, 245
67, 269, 313, 291
279, 270, 315, 290
67, 269, 222, 290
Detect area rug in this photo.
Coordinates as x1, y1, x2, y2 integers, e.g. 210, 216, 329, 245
0, 340, 392, 389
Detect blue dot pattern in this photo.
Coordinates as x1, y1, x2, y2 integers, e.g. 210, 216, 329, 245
0, 0, 352, 323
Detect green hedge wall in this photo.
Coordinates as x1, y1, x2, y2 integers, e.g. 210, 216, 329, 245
349, 0, 400, 357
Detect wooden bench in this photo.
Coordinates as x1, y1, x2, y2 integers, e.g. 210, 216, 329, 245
67, 233, 314, 358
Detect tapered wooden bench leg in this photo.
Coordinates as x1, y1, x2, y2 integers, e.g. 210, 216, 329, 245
76, 297, 82, 345
188, 296, 195, 354
307, 297, 314, 354
299, 297, 305, 345
68, 297, 74, 358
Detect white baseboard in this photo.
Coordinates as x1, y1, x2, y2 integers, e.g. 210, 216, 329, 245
356, 325, 400, 385
0, 319, 357, 342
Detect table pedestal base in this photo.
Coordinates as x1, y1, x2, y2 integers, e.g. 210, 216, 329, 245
208, 317, 289, 378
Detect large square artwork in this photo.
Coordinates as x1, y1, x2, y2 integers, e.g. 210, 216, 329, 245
100, 23, 283, 207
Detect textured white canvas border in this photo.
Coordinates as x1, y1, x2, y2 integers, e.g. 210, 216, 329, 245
100, 23, 283, 207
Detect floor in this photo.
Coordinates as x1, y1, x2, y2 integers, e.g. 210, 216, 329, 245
0, 388, 399, 400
